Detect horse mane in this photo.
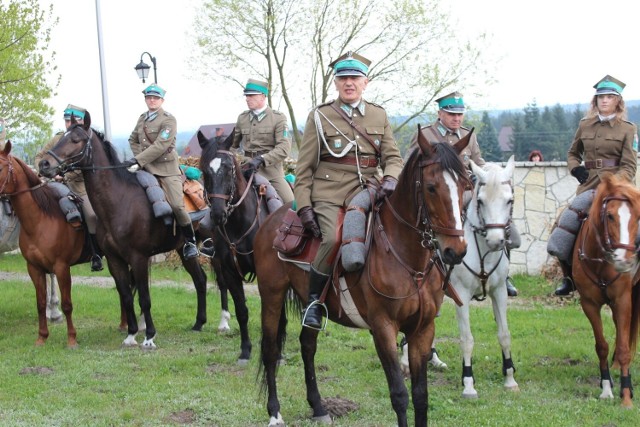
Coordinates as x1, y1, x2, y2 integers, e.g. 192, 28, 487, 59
91, 128, 138, 185
11, 155, 64, 218
400, 141, 470, 189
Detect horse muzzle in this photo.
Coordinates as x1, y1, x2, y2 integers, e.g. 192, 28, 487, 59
38, 159, 59, 179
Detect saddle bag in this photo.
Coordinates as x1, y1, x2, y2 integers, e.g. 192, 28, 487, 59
273, 208, 310, 256
183, 179, 207, 212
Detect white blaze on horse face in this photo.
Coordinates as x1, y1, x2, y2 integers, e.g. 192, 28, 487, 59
209, 158, 222, 174
444, 171, 463, 237
614, 202, 632, 266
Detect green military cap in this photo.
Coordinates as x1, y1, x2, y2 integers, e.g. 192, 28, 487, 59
243, 79, 268, 96
435, 91, 465, 113
142, 84, 166, 98
329, 51, 371, 77
594, 75, 625, 96
63, 104, 86, 120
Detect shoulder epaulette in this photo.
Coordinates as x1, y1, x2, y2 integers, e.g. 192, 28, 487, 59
316, 99, 335, 109
55, 130, 64, 136
623, 119, 635, 126
364, 100, 384, 109
273, 110, 283, 116
460, 125, 471, 131
163, 111, 173, 117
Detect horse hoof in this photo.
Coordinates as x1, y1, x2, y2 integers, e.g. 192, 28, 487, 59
237, 358, 249, 367
505, 384, 520, 392
312, 414, 332, 424
48, 315, 64, 324
462, 389, 478, 399
141, 335, 157, 350
122, 335, 138, 347
217, 325, 230, 333
268, 413, 285, 427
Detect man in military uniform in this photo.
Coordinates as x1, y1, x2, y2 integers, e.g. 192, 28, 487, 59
232, 78, 294, 204
35, 104, 103, 271
295, 51, 404, 329
553, 75, 638, 296
123, 84, 198, 259
409, 92, 519, 297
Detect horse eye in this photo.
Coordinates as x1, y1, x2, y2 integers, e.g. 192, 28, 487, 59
426, 184, 436, 194
607, 212, 614, 221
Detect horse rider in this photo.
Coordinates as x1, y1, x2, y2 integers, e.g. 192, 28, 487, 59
295, 51, 404, 329
232, 78, 294, 204
35, 105, 103, 272
407, 91, 520, 298
552, 75, 638, 296
122, 84, 198, 259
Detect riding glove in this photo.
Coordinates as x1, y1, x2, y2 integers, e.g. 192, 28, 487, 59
122, 158, 139, 172
571, 166, 589, 184
298, 206, 321, 238
243, 156, 264, 179
378, 176, 398, 201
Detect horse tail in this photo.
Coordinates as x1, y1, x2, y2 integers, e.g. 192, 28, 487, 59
629, 283, 640, 362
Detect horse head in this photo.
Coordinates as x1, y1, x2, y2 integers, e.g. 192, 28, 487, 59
0, 141, 16, 194
468, 155, 515, 252
402, 125, 473, 265
589, 174, 640, 273
38, 121, 93, 179
198, 129, 240, 225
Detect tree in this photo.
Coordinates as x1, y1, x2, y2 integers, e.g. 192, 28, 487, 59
0, 0, 59, 146
191, 0, 494, 146
477, 111, 502, 161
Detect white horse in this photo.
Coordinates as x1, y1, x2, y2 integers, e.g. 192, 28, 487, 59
450, 156, 519, 398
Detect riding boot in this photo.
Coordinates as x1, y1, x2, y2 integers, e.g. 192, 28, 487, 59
302, 266, 329, 329
89, 233, 103, 272
554, 260, 575, 296
181, 224, 199, 259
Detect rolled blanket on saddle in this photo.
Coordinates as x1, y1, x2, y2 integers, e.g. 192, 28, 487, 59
547, 189, 595, 262
135, 171, 173, 223
342, 188, 374, 272
48, 182, 82, 224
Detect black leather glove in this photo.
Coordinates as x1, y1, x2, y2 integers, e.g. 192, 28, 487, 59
243, 156, 264, 179
378, 176, 398, 201
571, 166, 589, 184
297, 206, 321, 238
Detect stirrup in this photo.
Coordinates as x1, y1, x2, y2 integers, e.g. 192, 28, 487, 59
183, 241, 199, 259
199, 238, 215, 258
302, 300, 328, 331
91, 255, 104, 272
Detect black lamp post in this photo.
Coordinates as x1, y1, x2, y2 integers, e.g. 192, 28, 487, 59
134, 52, 157, 84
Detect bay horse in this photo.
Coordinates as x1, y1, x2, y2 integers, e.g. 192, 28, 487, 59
255, 129, 472, 427
197, 130, 269, 364
0, 141, 89, 347
450, 156, 519, 398
571, 174, 640, 408
38, 124, 208, 349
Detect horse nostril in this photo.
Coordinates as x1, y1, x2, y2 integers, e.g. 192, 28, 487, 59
443, 247, 465, 265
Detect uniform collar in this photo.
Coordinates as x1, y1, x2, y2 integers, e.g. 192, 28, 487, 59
339, 100, 365, 117
250, 106, 268, 122
436, 119, 461, 138
145, 107, 163, 122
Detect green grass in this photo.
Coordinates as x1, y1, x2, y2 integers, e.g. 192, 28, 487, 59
0, 261, 638, 426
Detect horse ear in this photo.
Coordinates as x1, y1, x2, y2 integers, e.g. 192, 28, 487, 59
416, 124, 435, 157
197, 130, 209, 149
83, 110, 92, 130
505, 155, 515, 176
222, 129, 234, 150
3, 140, 11, 155
453, 127, 473, 155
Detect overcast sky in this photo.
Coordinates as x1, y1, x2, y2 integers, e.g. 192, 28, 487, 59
44, 0, 640, 137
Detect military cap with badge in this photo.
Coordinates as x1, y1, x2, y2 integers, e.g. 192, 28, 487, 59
593, 75, 625, 96
64, 104, 86, 120
243, 79, 269, 96
329, 51, 371, 77
435, 91, 466, 113
142, 84, 166, 98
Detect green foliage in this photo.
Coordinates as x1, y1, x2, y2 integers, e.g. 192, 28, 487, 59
477, 111, 502, 161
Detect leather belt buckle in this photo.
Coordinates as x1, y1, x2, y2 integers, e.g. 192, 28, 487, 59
360, 155, 371, 168
595, 159, 602, 169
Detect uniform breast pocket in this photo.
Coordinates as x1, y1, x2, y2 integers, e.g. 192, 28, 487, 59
324, 127, 351, 151
365, 127, 384, 148
314, 164, 346, 183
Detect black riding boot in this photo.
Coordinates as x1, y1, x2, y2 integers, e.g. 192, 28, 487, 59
89, 233, 103, 272
302, 266, 329, 329
181, 224, 199, 259
554, 260, 575, 296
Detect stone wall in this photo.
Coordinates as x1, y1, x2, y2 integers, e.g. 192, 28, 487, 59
510, 160, 638, 275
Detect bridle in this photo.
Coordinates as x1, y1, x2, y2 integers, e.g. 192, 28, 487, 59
46, 126, 94, 175
469, 179, 514, 240
0, 154, 47, 197
205, 150, 256, 218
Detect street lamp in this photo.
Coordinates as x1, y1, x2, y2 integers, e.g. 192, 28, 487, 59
134, 52, 157, 84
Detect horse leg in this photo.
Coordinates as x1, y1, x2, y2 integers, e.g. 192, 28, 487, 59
212, 260, 231, 332
455, 303, 477, 398
46, 274, 63, 323
182, 255, 208, 331
611, 298, 633, 408
132, 260, 157, 350
491, 290, 519, 392
299, 326, 331, 423
579, 298, 613, 399
219, 267, 252, 364
371, 322, 409, 427
109, 258, 140, 347
27, 265, 50, 346
51, 268, 77, 348
406, 323, 437, 427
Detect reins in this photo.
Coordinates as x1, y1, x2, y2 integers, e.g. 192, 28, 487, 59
0, 155, 48, 198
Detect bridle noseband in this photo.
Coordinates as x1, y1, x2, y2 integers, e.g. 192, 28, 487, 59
47, 126, 94, 175
206, 150, 255, 217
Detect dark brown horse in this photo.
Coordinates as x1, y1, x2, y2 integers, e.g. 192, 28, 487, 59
38, 124, 208, 349
572, 174, 640, 408
0, 142, 90, 347
197, 130, 270, 364
255, 129, 472, 426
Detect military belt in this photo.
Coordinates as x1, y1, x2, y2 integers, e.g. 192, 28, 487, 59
584, 159, 619, 169
245, 150, 268, 158
321, 155, 379, 168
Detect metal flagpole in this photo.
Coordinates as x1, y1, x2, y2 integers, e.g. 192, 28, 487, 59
95, 0, 112, 141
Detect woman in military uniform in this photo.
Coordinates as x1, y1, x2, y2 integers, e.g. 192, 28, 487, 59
554, 75, 638, 295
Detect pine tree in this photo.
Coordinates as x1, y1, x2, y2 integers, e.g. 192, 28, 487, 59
478, 111, 503, 161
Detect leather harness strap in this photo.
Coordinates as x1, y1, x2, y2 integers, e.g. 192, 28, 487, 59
329, 103, 381, 155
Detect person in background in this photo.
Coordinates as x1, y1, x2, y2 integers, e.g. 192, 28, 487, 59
528, 150, 543, 162
409, 91, 520, 298
231, 79, 294, 204
34, 105, 103, 271
123, 84, 198, 259
553, 75, 638, 296
295, 51, 404, 329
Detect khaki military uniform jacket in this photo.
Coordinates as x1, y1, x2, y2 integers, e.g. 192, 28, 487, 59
567, 116, 638, 195
294, 99, 403, 210
128, 108, 180, 177
35, 132, 87, 196
409, 119, 485, 168
232, 106, 291, 166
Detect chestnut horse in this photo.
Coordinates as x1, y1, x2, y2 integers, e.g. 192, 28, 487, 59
255, 128, 472, 427
572, 174, 640, 408
0, 142, 90, 347
38, 124, 208, 349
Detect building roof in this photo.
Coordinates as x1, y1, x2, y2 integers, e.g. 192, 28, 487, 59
183, 123, 235, 157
